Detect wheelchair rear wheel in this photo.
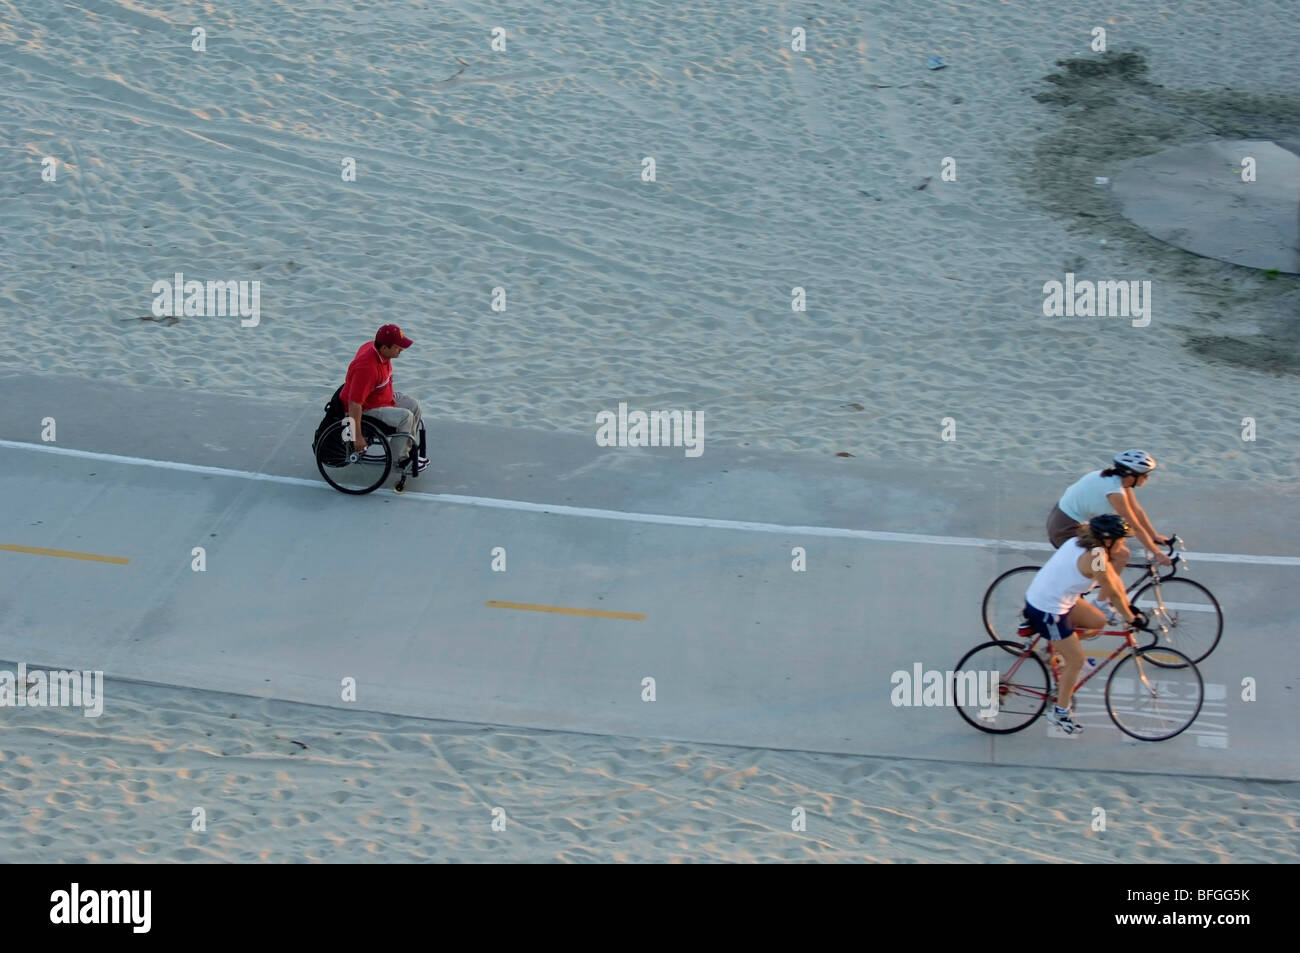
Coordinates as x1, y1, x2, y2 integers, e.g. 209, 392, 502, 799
315, 418, 392, 494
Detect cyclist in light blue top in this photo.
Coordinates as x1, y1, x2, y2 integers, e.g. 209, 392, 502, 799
1045, 450, 1171, 571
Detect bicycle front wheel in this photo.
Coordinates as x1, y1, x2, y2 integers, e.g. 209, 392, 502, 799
1131, 577, 1223, 666
953, 641, 1051, 734
981, 566, 1039, 648
1104, 646, 1203, 741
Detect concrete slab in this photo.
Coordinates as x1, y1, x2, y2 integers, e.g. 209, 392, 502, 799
1112, 138, 1300, 273
1, 373, 1296, 779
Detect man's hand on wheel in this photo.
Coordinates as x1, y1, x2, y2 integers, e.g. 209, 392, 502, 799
345, 419, 366, 453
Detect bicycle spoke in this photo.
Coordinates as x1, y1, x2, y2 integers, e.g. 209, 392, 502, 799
1131, 578, 1223, 666
982, 566, 1039, 650
1134, 657, 1159, 694
953, 641, 1050, 734
1105, 647, 1203, 741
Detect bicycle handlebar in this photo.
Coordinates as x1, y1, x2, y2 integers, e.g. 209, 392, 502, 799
1143, 532, 1185, 576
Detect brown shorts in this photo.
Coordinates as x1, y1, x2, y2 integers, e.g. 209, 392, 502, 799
1046, 504, 1081, 548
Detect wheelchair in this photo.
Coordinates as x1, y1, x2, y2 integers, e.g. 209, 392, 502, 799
314, 411, 426, 495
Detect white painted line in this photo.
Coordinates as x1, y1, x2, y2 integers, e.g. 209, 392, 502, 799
0, 440, 322, 489
6, 439, 1300, 565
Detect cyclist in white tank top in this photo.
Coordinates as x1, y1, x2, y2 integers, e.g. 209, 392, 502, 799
1024, 539, 1097, 616
1021, 515, 1146, 735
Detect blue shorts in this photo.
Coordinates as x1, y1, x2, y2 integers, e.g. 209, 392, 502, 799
1023, 602, 1075, 641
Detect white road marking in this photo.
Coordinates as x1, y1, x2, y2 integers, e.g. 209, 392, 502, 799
5, 439, 1300, 565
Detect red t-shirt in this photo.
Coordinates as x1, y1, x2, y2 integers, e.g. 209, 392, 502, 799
340, 342, 395, 410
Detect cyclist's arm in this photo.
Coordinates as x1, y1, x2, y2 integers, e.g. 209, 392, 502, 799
1124, 487, 1162, 542
1108, 490, 1161, 552
1082, 547, 1137, 620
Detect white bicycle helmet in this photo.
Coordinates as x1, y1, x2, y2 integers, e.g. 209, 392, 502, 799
1113, 449, 1157, 474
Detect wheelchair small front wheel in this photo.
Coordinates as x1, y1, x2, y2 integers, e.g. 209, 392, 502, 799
316, 418, 392, 494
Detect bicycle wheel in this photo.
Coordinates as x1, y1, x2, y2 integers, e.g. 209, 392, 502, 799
953, 641, 1051, 734
982, 566, 1039, 651
1131, 578, 1222, 666
316, 418, 392, 494
1104, 646, 1203, 741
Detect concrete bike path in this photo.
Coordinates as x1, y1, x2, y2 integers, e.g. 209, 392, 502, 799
1, 373, 1296, 780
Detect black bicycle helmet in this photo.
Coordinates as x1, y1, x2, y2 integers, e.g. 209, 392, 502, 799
1089, 513, 1132, 541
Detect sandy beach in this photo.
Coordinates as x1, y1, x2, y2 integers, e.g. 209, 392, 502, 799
2, 0, 1298, 863
3, 676, 1296, 863
5, 0, 1300, 481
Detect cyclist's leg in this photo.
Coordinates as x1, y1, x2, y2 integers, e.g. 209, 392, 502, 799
1025, 605, 1085, 732
1067, 598, 1106, 639
1053, 632, 1087, 708
1032, 604, 1087, 706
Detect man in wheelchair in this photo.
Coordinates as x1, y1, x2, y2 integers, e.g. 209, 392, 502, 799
338, 323, 427, 473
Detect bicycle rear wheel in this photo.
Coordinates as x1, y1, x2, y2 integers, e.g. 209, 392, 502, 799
953, 641, 1051, 734
1104, 646, 1203, 741
982, 565, 1039, 652
1131, 577, 1222, 666
316, 418, 392, 494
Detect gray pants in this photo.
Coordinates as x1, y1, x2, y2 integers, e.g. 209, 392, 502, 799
364, 392, 423, 460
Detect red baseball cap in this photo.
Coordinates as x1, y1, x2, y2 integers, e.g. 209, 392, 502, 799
375, 324, 413, 348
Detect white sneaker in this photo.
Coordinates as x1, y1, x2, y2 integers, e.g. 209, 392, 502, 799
1046, 706, 1085, 735
1086, 595, 1122, 627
